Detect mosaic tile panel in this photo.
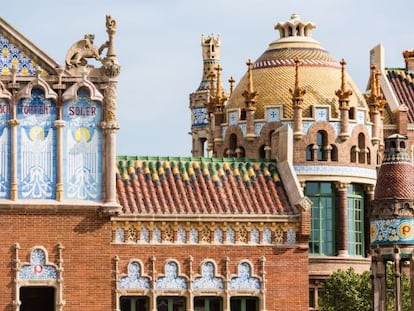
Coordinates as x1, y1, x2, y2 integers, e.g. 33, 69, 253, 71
177, 227, 186, 243
0, 35, 41, 76
193, 262, 224, 290
294, 165, 377, 179
250, 228, 260, 244
214, 228, 223, 243
17, 88, 56, 199
255, 123, 264, 136
266, 107, 280, 122
230, 262, 260, 290
371, 218, 414, 245
315, 107, 329, 121
153, 228, 161, 243
63, 88, 102, 200
140, 227, 149, 243
226, 228, 235, 243
156, 261, 187, 290
0, 98, 10, 198
115, 227, 125, 243
287, 227, 296, 244
19, 248, 58, 280
190, 227, 198, 243
119, 261, 150, 289
229, 111, 238, 125
192, 107, 208, 126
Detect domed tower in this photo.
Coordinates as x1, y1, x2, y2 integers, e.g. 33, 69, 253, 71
370, 134, 414, 310
191, 14, 381, 306
190, 34, 224, 157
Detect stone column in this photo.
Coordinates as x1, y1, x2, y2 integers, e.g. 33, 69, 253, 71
54, 120, 65, 201
372, 252, 387, 311
100, 15, 121, 213
336, 182, 348, 257
393, 249, 402, 311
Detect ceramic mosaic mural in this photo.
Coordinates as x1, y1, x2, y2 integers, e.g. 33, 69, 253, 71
17, 88, 56, 199
63, 88, 102, 200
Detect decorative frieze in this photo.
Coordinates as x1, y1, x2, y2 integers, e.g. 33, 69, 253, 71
112, 221, 298, 246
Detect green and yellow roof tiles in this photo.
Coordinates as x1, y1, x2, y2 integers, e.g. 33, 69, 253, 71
116, 156, 292, 216
227, 61, 366, 120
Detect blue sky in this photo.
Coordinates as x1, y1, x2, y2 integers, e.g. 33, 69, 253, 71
3, 1, 413, 156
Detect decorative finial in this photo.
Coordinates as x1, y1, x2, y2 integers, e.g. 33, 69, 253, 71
365, 64, 384, 109
335, 59, 352, 102
208, 65, 227, 115
242, 59, 258, 111
289, 58, 306, 100
228, 76, 235, 94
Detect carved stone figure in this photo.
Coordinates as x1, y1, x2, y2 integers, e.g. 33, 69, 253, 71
65, 34, 101, 69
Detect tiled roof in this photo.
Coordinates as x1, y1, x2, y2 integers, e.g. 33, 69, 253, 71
386, 69, 414, 122
226, 47, 367, 120
116, 156, 294, 216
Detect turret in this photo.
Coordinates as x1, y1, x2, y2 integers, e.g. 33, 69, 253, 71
370, 134, 414, 310
189, 34, 222, 157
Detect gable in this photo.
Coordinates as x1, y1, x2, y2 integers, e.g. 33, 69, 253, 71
0, 17, 60, 76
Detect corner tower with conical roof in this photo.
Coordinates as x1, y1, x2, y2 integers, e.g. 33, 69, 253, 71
189, 34, 222, 157
191, 14, 382, 309
370, 134, 414, 310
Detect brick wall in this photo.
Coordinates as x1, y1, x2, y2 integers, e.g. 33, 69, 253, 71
0, 207, 309, 311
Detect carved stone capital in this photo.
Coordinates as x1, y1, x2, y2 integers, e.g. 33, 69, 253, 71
102, 58, 121, 79
8, 119, 19, 127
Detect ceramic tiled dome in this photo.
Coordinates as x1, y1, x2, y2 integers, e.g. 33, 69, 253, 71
226, 14, 367, 120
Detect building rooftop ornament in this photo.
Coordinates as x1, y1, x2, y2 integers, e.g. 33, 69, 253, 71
335, 59, 353, 103
289, 58, 306, 102
242, 59, 258, 111
274, 14, 316, 40
209, 65, 227, 115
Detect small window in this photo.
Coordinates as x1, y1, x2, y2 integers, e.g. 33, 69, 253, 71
316, 131, 327, 161
194, 297, 222, 311
120, 296, 149, 311
331, 144, 338, 161
349, 107, 355, 120
230, 297, 258, 311
240, 109, 246, 120
306, 144, 314, 161
157, 297, 186, 311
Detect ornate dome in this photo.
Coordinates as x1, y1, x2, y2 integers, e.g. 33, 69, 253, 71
226, 14, 367, 120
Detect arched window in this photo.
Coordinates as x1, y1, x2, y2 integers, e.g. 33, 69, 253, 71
358, 133, 366, 163
229, 134, 237, 157
306, 144, 314, 161
259, 145, 266, 159
330, 145, 338, 162
350, 146, 357, 163
316, 130, 327, 161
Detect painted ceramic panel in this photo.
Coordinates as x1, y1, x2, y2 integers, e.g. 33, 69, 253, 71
370, 218, 414, 245
63, 89, 102, 200
19, 248, 58, 280
17, 88, 56, 199
119, 261, 150, 289
0, 99, 10, 198
0, 35, 40, 76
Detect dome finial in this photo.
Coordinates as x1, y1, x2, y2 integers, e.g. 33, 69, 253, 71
274, 14, 316, 39
335, 59, 352, 102
290, 58, 306, 100
242, 59, 258, 111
